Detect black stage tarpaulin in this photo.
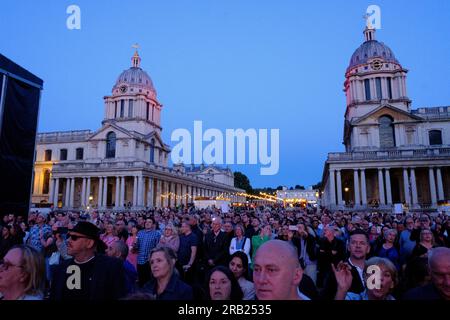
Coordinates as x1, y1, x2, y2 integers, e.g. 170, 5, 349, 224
0, 53, 43, 217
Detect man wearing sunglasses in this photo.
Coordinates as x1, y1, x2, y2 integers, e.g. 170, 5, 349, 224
50, 221, 126, 300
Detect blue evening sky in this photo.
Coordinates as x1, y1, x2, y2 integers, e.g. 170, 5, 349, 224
1, 0, 449, 188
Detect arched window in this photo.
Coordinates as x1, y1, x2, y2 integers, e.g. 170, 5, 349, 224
43, 170, 50, 194
150, 138, 155, 163
106, 132, 116, 158
379, 115, 396, 148
429, 130, 442, 146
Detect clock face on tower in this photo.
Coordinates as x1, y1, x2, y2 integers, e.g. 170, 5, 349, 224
371, 59, 383, 70
119, 85, 128, 93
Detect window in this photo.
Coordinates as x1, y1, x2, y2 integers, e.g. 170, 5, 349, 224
44, 149, 52, 161
364, 79, 371, 101
150, 139, 155, 163
114, 101, 117, 118
429, 130, 443, 146
146, 102, 150, 120
376, 77, 382, 99
106, 132, 116, 158
120, 100, 125, 118
60, 149, 67, 161
128, 99, 133, 117
76, 148, 84, 160
43, 170, 50, 194
387, 78, 393, 99
379, 116, 396, 148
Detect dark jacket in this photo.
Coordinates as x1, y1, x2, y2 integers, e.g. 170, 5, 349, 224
403, 283, 445, 300
291, 234, 318, 263
321, 258, 365, 300
50, 254, 126, 300
143, 272, 193, 300
204, 230, 229, 266
317, 237, 346, 272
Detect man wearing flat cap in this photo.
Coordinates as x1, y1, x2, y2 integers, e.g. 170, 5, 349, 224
50, 221, 127, 300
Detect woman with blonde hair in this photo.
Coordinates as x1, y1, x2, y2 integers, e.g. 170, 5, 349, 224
0, 244, 46, 300
157, 224, 180, 252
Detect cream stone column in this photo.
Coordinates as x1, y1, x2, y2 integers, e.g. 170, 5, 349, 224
429, 167, 437, 206
138, 175, 144, 207
65, 178, 71, 207
385, 169, 392, 205
353, 169, 360, 206
436, 167, 444, 201
403, 168, 411, 205
48, 177, 55, 204
133, 175, 138, 207
156, 179, 162, 208
53, 178, 59, 208
98, 177, 103, 208
85, 177, 91, 207
378, 169, 385, 205
81, 177, 86, 208
69, 178, 75, 208
410, 168, 418, 206
360, 169, 367, 205
102, 177, 108, 208
114, 176, 120, 209
336, 170, 343, 205
329, 169, 336, 205
120, 176, 126, 207
147, 177, 154, 208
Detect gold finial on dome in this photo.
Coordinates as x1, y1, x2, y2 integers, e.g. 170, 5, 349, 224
131, 43, 141, 68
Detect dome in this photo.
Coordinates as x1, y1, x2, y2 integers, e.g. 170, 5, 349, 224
112, 51, 157, 98
348, 40, 398, 69
347, 29, 399, 70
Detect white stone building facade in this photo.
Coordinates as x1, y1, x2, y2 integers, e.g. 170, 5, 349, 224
321, 27, 450, 212
32, 51, 244, 211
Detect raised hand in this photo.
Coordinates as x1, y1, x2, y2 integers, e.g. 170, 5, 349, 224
332, 261, 353, 292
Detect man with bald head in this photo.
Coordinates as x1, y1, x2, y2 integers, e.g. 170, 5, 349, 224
253, 239, 309, 300
404, 247, 450, 300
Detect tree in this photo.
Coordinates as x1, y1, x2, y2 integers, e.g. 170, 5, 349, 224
276, 186, 283, 190
234, 172, 253, 194
312, 181, 323, 191
295, 185, 305, 190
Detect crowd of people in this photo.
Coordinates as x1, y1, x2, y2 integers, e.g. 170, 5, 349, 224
1, 204, 449, 300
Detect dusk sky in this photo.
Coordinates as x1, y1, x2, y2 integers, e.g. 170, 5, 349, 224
1, 0, 449, 188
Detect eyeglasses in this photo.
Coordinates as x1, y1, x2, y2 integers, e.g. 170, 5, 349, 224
0, 259, 24, 271
68, 234, 91, 241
